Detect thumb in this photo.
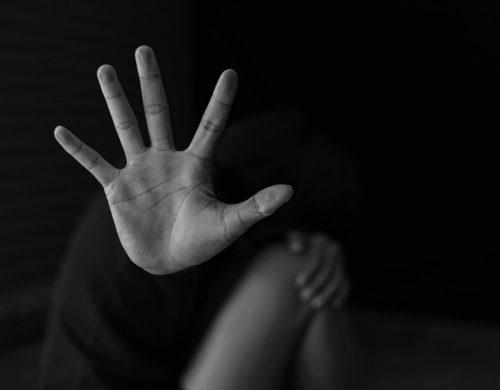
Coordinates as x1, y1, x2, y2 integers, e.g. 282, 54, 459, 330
224, 184, 293, 238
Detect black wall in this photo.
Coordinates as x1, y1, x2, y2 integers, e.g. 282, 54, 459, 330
0, 0, 499, 333
0, 0, 194, 347
194, 0, 500, 322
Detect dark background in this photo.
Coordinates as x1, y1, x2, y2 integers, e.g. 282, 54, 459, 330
0, 0, 499, 352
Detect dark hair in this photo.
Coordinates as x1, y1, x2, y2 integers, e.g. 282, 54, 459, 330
215, 109, 360, 248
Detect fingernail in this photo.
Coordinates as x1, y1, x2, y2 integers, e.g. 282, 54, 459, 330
290, 240, 305, 254
98, 65, 114, 82
223, 69, 238, 92
54, 126, 65, 141
137, 46, 153, 66
300, 289, 311, 301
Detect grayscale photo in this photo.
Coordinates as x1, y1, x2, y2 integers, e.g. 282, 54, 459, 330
0, 1, 500, 389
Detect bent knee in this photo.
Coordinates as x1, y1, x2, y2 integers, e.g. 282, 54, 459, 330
181, 244, 313, 390
249, 242, 304, 281
233, 243, 308, 307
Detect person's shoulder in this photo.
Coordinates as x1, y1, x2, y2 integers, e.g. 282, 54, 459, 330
46, 196, 121, 313
61, 193, 127, 276
53, 192, 199, 303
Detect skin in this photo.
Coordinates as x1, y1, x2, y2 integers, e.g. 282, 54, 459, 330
54, 45, 293, 275
182, 241, 355, 390
288, 232, 350, 310
53, 45, 354, 389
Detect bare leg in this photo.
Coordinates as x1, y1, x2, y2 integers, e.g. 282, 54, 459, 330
181, 243, 357, 390
181, 243, 311, 390
291, 309, 361, 390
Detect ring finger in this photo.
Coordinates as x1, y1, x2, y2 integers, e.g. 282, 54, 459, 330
97, 64, 145, 159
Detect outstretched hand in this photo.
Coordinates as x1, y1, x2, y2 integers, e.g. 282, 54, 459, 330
55, 46, 293, 274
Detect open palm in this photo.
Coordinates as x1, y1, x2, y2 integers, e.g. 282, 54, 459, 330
55, 46, 293, 274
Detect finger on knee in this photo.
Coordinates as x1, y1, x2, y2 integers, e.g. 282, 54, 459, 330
247, 243, 306, 287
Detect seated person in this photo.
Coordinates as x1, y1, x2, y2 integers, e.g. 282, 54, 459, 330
40, 46, 359, 390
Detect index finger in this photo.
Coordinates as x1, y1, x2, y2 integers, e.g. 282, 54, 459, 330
187, 69, 238, 160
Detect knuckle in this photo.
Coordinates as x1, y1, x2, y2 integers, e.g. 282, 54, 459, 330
103, 172, 120, 190
236, 207, 247, 228
126, 145, 146, 156
201, 119, 222, 133
212, 95, 233, 107
144, 103, 169, 116
71, 141, 84, 156
140, 72, 161, 80
115, 120, 137, 131
86, 154, 100, 170
252, 196, 266, 217
104, 91, 124, 100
